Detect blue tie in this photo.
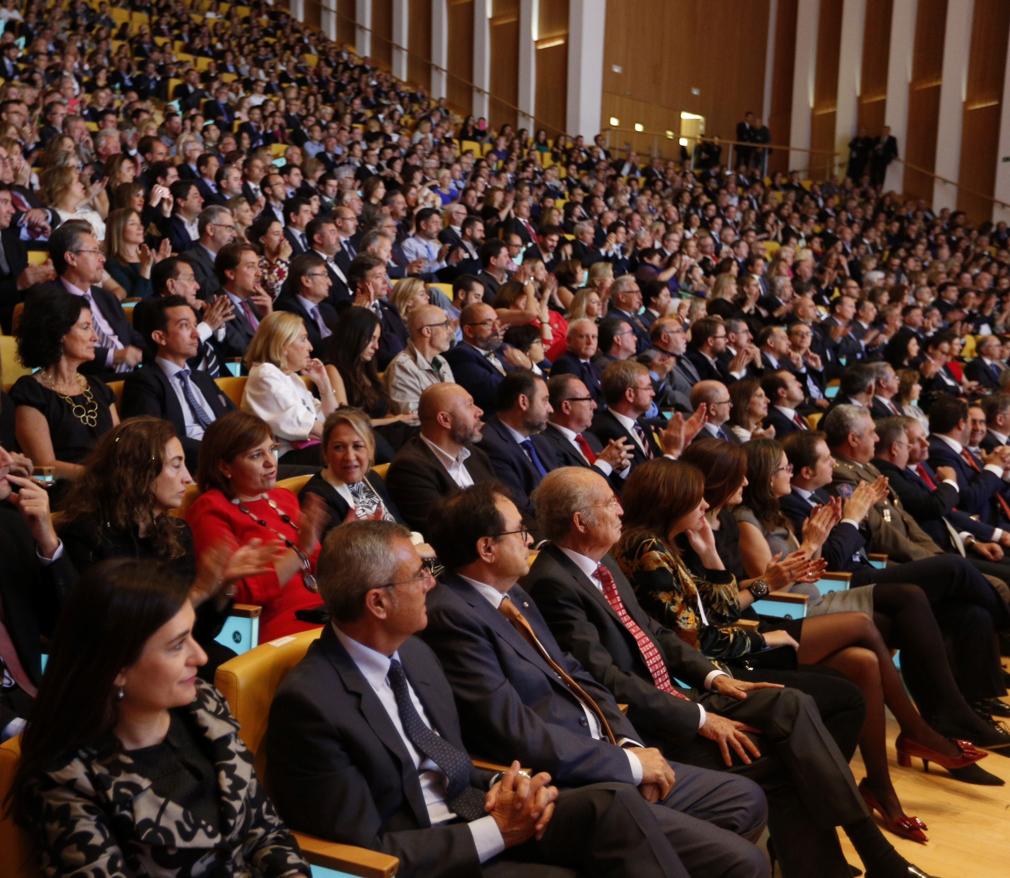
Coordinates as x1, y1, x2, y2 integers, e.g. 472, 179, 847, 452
387, 660, 486, 821
520, 438, 548, 478
177, 369, 213, 429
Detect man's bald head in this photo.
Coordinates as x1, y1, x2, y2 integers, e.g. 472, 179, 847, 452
409, 303, 447, 334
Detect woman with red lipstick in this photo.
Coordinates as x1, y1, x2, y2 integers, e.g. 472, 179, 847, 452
7, 559, 310, 877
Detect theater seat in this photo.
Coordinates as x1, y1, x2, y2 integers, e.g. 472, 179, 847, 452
0, 738, 36, 878
215, 631, 399, 878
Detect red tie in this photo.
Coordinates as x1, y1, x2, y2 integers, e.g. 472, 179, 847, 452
594, 564, 687, 700
916, 464, 937, 490
793, 413, 808, 430
574, 433, 597, 464
961, 449, 1010, 520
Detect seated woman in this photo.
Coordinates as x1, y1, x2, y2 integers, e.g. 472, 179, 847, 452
502, 324, 548, 376
300, 408, 402, 538
56, 417, 274, 676
10, 288, 118, 485
8, 558, 310, 877
896, 368, 929, 430
567, 287, 603, 323
727, 377, 774, 443
40, 164, 107, 241
614, 456, 995, 846
242, 311, 339, 466
390, 276, 430, 326
248, 214, 291, 300
104, 207, 170, 299
187, 411, 326, 641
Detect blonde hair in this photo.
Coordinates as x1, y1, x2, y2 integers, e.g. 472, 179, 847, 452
40, 164, 79, 207
391, 276, 428, 320
321, 407, 376, 466
244, 311, 306, 370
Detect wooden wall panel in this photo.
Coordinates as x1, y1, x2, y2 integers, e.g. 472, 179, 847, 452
768, 0, 798, 174
957, 0, 1010, 220
371, 0, 393, 69
408, 0, 432, 90
602, 1, 769, 159
809, 0, 843, 179
490, 0, 519, 130
857, 0, 892, 136
336, 0, 356, 47
304, 0, 322, 30
904, 0, 947, 199
447, 0, 474, 113
535, 0, 568, 136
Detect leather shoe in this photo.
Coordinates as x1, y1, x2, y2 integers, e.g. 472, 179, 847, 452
973, 697, 1010, 718
866, 866, 938, 878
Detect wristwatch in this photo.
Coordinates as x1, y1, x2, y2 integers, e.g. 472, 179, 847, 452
748, 579, 770, 599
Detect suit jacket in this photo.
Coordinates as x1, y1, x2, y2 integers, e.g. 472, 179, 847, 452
385, 434, 497, 534
422, 573, 642, 787
266, 628, 492, 877
283, 226, 309, 256
375, 299, 408, 371
780, 489, 867, 572
164, 215, 198, 253
538, 423, 602, 471
524, 544, 714, 746
0, 226, 28, 333
298, 470, 401, 537
684, 349, 723, 383
28, 680, 306, 876
964, 358, 1004, 393
274, 293, 337, 360
121, 364, 234, 470
765, 407, 808, 438
214, 291, 259, 361
869, 396, 903, 419
476, 417, 553, 519
927, 435, 1005, 524
981, 430, 1007, 454
180, 244, 221, 299
442, 342, 508, 414
195, 178, 226, 207
550, 353, 604, 405
607, 307, 650, 353
590, 409, 659, 474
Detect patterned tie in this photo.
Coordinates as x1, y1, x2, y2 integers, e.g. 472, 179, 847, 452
239, 297, 260, 331
574, 433, 597, 464
387, 660, 486, 821
498, 595, 617, 744
310, 304, 332, 339
84, 291, 123, 359
484, 350, 506, 376
520, 438, 548, 478
176, 369, 213, 429
793, 412, 808, 431
595, 564, 686, 699
579, 360, 598, 393
198, 338, 222, 378
960, 448, 1010, 520
633, 423, 654, 458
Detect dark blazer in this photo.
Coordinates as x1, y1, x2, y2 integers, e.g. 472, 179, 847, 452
964, 358, 1004, 393
442, 342, 508, 414
981, 430, 1007, 454
550, 353, 604, 405
538, 423, 601, 470
121, 364, 234, 470
0, 226, 28, 333
684, 349, 723, 383
476, 416, 553, 520
299, 470, 402, 537
266, 628, 495, 877
180, 244, 221, 299
869, 396, 903, 420
274, 293, 337, 359
927, 435, 1005, 523
780, 488, 867, 572
422, 573, 641, 787
214, 291, 259, 361
195, 178, 226, 207
164, 215, 198, 253
375, 299, 408, 371
524, 544, 714, 745
766, 407, 808, 438
590, 409, 658, 474
385, 434, 497, 533
283, 226, 309, 256
607, 307, 650, 353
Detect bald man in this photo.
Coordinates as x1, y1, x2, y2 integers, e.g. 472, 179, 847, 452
385, 383, 498, 534
384, 304, 456, 414
690, 380, 736, 443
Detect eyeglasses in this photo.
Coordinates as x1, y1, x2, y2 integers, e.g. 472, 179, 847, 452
562, 396, 594, 403
710, 398, 732, 406
72, 249, 103, 256
211, 222, 237, 231
773, 463, 794, 475
305, 271, 329, 278
379, 556, 444, 589
423, 320, 450, 329
491, 526, 530, 542
465, 319, 497, 327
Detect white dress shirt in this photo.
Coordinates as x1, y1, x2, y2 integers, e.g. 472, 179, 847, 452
156, 357, 214, 440
420, 435, 475, 489
241, 362, 322, 457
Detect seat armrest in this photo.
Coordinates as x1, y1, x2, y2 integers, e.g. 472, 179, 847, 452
294, 832, 399, 878
733, 619, 761, 630
761, 592, 809, 605
471, 758, 512, 773
230, 603, 262, 618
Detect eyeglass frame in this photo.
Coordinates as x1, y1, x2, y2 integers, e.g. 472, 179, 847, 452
377, 556, 445, 589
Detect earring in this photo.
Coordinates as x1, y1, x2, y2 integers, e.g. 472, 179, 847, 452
116, 686, 125, 701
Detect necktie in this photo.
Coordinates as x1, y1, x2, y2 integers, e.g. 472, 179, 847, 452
960, 448, 1010, 520
715, 425, 731, 442
387, 660, 486, 821
914, 464, 967, 555
520, 438, 548, 478
177, 369, 213, 429
579, 360, 598, 392
484, 350, 506, 376
634, 423, 654, 458
239, 297, 260, 331
574, 433, 597, 464
916, 463, 937, 490
793, 412, 808, 431
343, 240, 356, 260
0, 241, 9, 275
84, 291, 120, 354
498, 595, 617, 744
0, 604, 37, 699
198, 339, 222, 378
310, 304, 332, 339
595, 564, 686, 699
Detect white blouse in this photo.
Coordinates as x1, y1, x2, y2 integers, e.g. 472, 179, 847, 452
241, 362, 322, 458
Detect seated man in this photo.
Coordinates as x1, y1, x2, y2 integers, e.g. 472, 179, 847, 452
274, 253, 339, 360
443, 302, 512, 413
762, 370, 810, 437
266, 519, 691, 878
384, 304, 456, 414
525, 468, 931, 878
423, 484, 770, 878
549, 318, 604, 406
122, 295, 234, 472
385, 383, 496, 535
688, 380, 735, 443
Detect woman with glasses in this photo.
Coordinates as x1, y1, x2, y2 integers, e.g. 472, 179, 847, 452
187, 411, 327, 641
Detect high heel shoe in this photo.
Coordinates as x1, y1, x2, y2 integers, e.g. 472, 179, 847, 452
858, 779, 928, 844
895, 733, 987, 773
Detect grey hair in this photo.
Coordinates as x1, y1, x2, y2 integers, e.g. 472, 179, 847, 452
532, 468, 608, 542
317, 520, 412, 623
610, 274, 638, 296
875, 416, 915, 454
566, 316, 597, 338
822, 404, 872, 449
197, 205, 233, 237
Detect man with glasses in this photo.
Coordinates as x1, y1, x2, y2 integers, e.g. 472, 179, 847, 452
689, 380, 736, 443
650, 318, 698, 409
385, 304, 456, 415
685, 316, 737, 384
596, 315, 639, 371
268, 519, 697, 878
606, 276, 650, 353
180, 205, 236, 299
423, 484, 768, 878
444, 302, 514, 413
274, 253, 339, 360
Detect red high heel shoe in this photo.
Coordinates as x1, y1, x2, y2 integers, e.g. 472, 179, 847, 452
895, 733, 988, 772
858, 779, 928, 844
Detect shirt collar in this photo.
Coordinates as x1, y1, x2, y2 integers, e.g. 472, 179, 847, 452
296, 293, 320, 313
61, 277, 89, 297
990, 429, 1009, 444
793, 485, 815, 504
774, 405, 797, 419
610, 409, 639, 434
501, 420, 529, 445
549, 421, 577, 441
933, 433, 962, 454
557, 545, 600, 582
333, 625, 397, 683
420, 433, 471, 467
458, 574, 508, 609
156, 356, 188, 378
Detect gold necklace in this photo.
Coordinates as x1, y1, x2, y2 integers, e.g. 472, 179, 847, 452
38, 371, 100, 428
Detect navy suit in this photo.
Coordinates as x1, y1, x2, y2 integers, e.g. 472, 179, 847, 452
164, 215, 198, 253
590, 409, 659, 476
0, 226, 28, 333
274, 293, 337, 360
477, 417, 554, 520
550, 353, 604, 405
927, 436, 1006, 525
766, 407, 808, 438
964, 358, 1004, 393
180, 244, 221, 299
443, 342, 509, 414
683, 349, 723, 383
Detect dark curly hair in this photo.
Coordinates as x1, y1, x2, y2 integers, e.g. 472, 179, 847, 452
16, 288, 89, 369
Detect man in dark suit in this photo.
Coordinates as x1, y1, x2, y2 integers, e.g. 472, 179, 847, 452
0, 184, 37, 334
685, 316, 755, 384
194, 153, 226, 206
965, 335, 1005, 393
981, 393, 1010, 452
122, 296, 234, 472
305, 214, 351, 305
477, 371, 556, 522
163, 179, 204, 254
282, 195, 313, 256
650, 318, 700, 410
36, 220, 145, 380
385, 383, 497, 534
179, 205, 237, 299
423, 484, 772, 878
525, 468, 933, 878
549, 318, 605, 406
443, 302, 512, 414
762, 371, 811, 437
266, 519, 701, 878
213, 241, 274, 361
869, 363, 904, 419
606, 277, 650, 353
0, 447, 69, 741
274, 253, 337, 360
689, 380, 738, 443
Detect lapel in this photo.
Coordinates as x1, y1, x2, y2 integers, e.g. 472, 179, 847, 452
319, 628, 431, 826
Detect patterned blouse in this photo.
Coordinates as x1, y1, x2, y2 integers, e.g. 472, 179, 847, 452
614, 532, 766, 660
259, 255, 289, 300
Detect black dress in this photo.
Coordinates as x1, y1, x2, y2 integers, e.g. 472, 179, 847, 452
299, 470, 403, 539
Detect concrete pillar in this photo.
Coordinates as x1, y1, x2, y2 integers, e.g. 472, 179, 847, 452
835, 0, 866, 173
789, 0, 819, 171
566, 0, 606, 140
392, 0, 409, 81
884, 0, 917, 192
356, 0, 372, 57
473, 0, 491, 119
431, 0, 448, 99
933, 0, 974, 212
993, 16, 1010, 222
517, 0, 537, 131
761, 0, 778, 123
290, 0, 304, 21
321, 2, 337, 40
